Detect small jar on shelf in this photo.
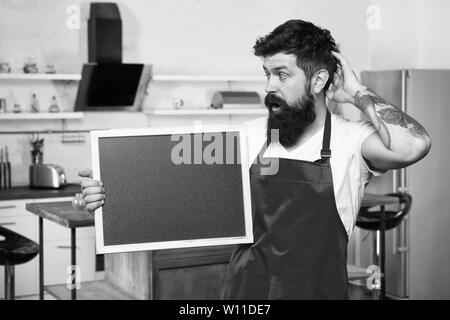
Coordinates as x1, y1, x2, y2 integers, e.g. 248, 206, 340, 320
31, 93, 40, 113
48, 95, 60, 113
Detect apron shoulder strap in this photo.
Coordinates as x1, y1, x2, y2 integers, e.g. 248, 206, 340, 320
316, 110, 332, 163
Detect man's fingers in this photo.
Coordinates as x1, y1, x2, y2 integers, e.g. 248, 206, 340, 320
332, 51, 355, 77
332, 72, 340, 87
332, 51, 347, 66
336, 65, 343, 77
81, 179, 103, 189
326, 90, 334, 101
84, 193, 106, 204
86, 201, 105, 213
82, 186, 105, 197
78, 169, 93, 178
331, 51, 351, 74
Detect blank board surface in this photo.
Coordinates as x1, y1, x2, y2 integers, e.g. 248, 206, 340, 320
91, 126, 253, 254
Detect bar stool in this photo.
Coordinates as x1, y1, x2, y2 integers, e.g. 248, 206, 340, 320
0, 226, 39, 300
356, 192, 412, 299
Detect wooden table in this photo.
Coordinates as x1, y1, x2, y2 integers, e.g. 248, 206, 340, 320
359, 193, 400, 299
26, 201, 94, 300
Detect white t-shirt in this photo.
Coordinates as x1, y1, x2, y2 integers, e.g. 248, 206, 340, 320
244, 113, 383, 239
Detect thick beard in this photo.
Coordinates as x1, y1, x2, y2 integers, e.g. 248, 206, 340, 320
265, 91, 316, 148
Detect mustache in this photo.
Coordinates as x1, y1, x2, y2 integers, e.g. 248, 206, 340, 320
264, 93, 288, 111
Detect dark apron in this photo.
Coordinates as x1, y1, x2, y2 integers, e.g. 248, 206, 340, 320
221, 110, 349, 300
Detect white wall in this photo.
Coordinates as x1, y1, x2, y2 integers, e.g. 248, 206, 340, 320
3, 0, 446, 184
366, 0, 450, 70
0, 0, 372, 76
368, 0, 420, 70
0, 0, 375, 185
417, 0, 450, 68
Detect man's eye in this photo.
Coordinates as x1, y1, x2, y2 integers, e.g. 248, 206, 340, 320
279, 73, 288, 81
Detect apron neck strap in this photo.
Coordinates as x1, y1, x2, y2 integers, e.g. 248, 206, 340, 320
259, 109, 332, 162
320, 110, 332, 161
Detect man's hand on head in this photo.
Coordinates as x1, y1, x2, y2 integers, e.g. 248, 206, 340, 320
326, 51, 365, 104
326, 52, 380, 130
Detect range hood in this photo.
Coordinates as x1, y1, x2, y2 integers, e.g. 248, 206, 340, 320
74, 3, 152, 112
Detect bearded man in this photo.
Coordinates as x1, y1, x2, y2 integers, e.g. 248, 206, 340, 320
80, 20, 431, 300
220, 19, 431, 300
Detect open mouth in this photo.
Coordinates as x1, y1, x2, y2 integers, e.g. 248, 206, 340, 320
271, 104, 281, 112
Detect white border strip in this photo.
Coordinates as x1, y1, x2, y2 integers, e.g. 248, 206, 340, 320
91, 124, 253, 254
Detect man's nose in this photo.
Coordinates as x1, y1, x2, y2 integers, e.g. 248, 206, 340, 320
265, 77, 278, 94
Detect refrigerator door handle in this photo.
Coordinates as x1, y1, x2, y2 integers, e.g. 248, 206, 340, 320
393, 221, 409, 254
393, 169, 398, 192
393, 227, 398, 255
399, 168, 408, 193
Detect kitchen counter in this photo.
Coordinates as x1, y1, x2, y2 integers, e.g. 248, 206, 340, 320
0, 183, 81, 201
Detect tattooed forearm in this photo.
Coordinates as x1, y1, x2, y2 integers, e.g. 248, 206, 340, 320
379, 121, 392, 149
353, 88, 427, 138
377, 107, 426, 137
354, 89, 389, 111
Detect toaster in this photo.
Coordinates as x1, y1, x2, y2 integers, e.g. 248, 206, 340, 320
29, 164, 67, 188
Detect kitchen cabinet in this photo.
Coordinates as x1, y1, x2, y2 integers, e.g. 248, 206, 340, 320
43, 238, 96, 286
105, 246, 234, 300
43, 217, 94, 242
0, 197, 96, 298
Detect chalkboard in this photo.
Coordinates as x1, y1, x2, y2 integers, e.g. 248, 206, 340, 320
91, 125, 253, 254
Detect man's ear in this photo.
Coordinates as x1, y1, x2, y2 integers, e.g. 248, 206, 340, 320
312, 69, 330, 94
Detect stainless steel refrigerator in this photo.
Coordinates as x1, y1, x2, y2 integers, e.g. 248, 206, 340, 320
356, 70, 450, 299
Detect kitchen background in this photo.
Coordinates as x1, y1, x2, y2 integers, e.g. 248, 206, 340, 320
1, 0, 449, 299
0, 0, 438, 185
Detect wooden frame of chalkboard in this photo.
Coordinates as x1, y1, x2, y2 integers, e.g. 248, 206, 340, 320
91, 124, 253, 254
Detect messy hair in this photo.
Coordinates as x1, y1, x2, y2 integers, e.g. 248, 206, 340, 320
254, 20, 339, 91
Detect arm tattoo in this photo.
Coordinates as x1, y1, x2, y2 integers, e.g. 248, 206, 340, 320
377, 107, 426, 137
354, 88, 427, 138
380, 121, 392, 149
354, 89, 389, 111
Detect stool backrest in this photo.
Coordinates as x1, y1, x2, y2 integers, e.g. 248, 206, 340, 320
357, 192, 412, 231
385, 192, 412, 226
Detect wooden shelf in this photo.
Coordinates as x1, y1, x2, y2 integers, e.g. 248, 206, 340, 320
0, 73, 264, 82
146, 108, 267, 116
152, 75, 265, 82
0, 112, 84, 120
0, 73, 81, 81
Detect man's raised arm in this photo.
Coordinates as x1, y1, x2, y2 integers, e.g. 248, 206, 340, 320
327, 52, 431, 170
